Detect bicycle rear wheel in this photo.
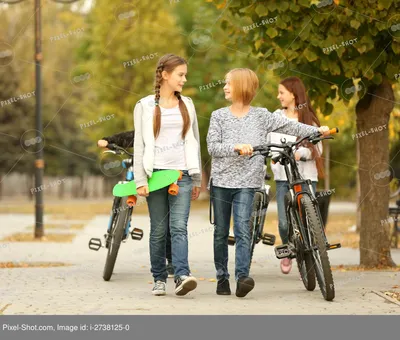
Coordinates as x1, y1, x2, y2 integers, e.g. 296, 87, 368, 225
249, 192, 263, 270
301, 195, 335, 301
103, 197, 130, 281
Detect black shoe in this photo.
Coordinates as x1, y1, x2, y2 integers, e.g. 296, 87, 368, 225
216, 278, 231, 295
236, 276, 255, 298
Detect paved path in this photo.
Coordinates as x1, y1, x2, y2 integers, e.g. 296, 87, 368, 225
0, 210, 399, 315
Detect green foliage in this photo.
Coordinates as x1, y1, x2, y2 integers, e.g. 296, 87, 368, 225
76, 0, 185, 155
0, 63, 34, 174
210, 0, 400, 197
171, 0, 280, 172
210, 0, 400, 113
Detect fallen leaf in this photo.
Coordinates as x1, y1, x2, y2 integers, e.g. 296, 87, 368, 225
198, 277, 205, 281
208, 278, 216, 282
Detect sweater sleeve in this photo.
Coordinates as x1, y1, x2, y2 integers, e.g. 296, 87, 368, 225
133, 101, 148, 188
207, 111, 237, 157
103, 130, 135, 148
265, 109, 319, 137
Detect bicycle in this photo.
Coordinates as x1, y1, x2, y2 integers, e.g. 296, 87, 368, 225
88, 143, 144, 281
250, 128, 341, 301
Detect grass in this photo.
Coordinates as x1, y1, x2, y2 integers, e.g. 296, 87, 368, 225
262, 212, 400, 249
0, 233, 76, 243
25, 223, 85, 231
0, 262, 71, 269
0, 197, 211, 217
262, 212, 360, 248
331, 264, 400, 272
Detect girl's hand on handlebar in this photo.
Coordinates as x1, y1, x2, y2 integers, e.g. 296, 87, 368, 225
137, 185, 149, 197
318, 126, 330, 136
235, 144, 253, 156
97, 139, 108, 148
294, 151, 301, 161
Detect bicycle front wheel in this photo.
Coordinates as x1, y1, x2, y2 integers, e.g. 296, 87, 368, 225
103, 197, 130, 281
301, 195, 335, 301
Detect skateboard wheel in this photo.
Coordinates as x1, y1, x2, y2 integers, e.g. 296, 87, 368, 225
178, 170, 183, 180
168, 183, 179, 195
127, 195, 137, 207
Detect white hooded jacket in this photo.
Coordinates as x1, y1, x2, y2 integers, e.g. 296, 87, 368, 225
267, 109, 322, 182
133, 94, 202, 188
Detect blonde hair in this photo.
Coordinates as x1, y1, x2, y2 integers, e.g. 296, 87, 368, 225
225, 68, 259, 105
153, 54, 190, 139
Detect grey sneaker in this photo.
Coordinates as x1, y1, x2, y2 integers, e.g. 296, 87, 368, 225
175, 275, 197, 296
167, 262, 175, 278
152, 280, 166, 296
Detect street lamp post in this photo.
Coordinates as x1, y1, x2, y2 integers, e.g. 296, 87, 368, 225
34, 0, 44, 237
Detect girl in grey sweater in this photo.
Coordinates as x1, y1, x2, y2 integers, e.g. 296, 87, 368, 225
207, 68, 330, 297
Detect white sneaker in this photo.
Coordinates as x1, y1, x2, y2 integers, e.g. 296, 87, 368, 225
152, 281, 166, 296
175, 275, 197, 296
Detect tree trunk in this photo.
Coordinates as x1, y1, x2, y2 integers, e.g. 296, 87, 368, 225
356, 78, 395, 267
356, 138, 361, 233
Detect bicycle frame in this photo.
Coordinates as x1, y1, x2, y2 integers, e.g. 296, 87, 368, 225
89, 144, 142, 252
253, 184, 270, 239
279, 147, 318, 253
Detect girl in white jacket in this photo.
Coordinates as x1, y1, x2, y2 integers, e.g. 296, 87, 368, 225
134, 54, 202, 296
268, 76, 324, 274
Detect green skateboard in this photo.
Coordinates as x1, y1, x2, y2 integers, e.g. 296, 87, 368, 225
112, 169, 182, 197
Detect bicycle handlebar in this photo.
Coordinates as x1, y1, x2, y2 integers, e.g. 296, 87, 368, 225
252, 127, 339, 153
106, 143, 134, 157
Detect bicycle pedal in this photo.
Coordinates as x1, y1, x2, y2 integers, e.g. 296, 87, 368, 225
262, 233, 276, 246
274, 244, 292, 259
228, 235, 235, 246
130, 228, 143, 241
327, 243, 341, 250
88, 238, 102, 251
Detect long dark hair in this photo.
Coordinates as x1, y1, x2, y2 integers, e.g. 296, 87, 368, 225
280, 76, 324, 178
153, 54, 190, 139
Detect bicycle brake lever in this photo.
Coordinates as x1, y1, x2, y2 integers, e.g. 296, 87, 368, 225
249, 151, 262, 160
310, 136, 334, 144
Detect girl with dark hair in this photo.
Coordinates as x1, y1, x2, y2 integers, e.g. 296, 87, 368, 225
268, 76, 324, 274
133, 54, 202, 296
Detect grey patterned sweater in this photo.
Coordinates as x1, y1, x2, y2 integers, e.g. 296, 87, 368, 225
206, 106, 319, 189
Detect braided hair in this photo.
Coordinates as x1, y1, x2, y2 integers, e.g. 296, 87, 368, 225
153, 54, 190, 139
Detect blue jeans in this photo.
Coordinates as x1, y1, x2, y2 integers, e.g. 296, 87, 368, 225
275, 180, 317, 244
211, 186, 256, 281
146, 170, 192, 282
